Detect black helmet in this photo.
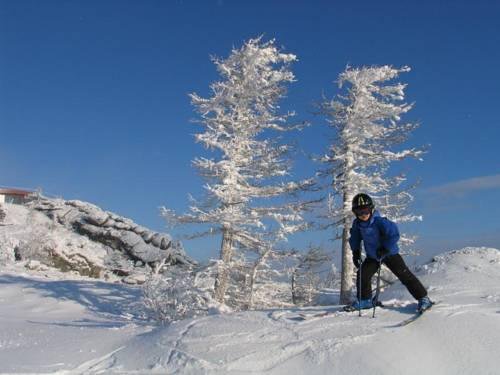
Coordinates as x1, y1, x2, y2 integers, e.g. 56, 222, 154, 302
352, 193, 374, 211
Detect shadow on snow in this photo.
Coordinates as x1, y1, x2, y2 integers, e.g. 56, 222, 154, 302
0, 274, 150, 325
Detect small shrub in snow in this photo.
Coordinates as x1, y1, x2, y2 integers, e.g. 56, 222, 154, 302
142, 267, 218, 323
0, 237, 19, 265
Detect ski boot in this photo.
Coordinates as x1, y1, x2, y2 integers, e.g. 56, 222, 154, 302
417, 296, 433, 313
343, 298, 374, 312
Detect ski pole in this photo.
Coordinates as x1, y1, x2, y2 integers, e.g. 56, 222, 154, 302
358, 258, 363, 317
372, 258, 383, 318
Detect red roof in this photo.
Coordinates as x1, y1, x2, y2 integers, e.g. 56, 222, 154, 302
0, 188, 33, 196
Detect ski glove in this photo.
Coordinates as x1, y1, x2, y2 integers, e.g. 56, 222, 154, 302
376, 247, 389, 258
352, 249, 362, 268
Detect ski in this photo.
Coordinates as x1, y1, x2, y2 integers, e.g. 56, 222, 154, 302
342, 300, 384, 313
395, 311, 425, 327
393, 301, 440, 327
293, 301, 385, 321
281, 306, 344, 321
298, 309, 341, 320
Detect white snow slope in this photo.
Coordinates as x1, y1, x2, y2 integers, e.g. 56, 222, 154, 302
1, 247, 499, 375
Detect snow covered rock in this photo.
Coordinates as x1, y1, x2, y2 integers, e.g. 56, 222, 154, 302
0, 204, 111, 278
0, 198, 195, 280
122, 273, 147, 285
29, 197, 194, 267
24, 260, 48, 271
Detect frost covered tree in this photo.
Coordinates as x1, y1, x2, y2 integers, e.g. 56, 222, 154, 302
246, 246, 295, 309
317, 65, 425, 303
162, 37, 314, 305
291, 245, 331, 305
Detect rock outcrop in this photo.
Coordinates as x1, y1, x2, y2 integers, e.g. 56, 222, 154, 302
0, 198, 196, 282
29, 198, 195, 270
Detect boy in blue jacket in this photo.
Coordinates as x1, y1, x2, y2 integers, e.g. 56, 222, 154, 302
348, 193, 432, 312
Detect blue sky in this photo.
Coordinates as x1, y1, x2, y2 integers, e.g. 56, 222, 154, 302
1, 0, 499, 263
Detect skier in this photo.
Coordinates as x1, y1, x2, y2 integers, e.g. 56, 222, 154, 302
347, 193, 432, 312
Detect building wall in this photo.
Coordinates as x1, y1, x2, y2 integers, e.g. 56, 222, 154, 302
0, 194, 26, 204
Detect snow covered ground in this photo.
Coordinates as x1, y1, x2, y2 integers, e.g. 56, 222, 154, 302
0, 264, 152, 374
1, 247, 499, 374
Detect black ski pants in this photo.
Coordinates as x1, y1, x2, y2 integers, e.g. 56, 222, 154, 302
357, 254, 427, 300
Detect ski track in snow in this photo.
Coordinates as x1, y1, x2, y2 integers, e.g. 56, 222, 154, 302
127, 308, 385, 374
166, 320, 198, 366
162, 319, 218, 373
55, 346, 125, 375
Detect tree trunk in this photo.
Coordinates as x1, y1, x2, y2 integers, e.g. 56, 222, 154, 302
339, 188, 354, 304
214, 228, 234, 304
339, 221, 354, 304
291, 272, 298, 305
248, 247, 270, 309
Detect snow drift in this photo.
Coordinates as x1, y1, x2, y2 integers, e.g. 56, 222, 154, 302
0, 247, 498, 374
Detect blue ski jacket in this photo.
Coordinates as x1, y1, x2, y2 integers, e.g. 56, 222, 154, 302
349, 210, 400, 260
